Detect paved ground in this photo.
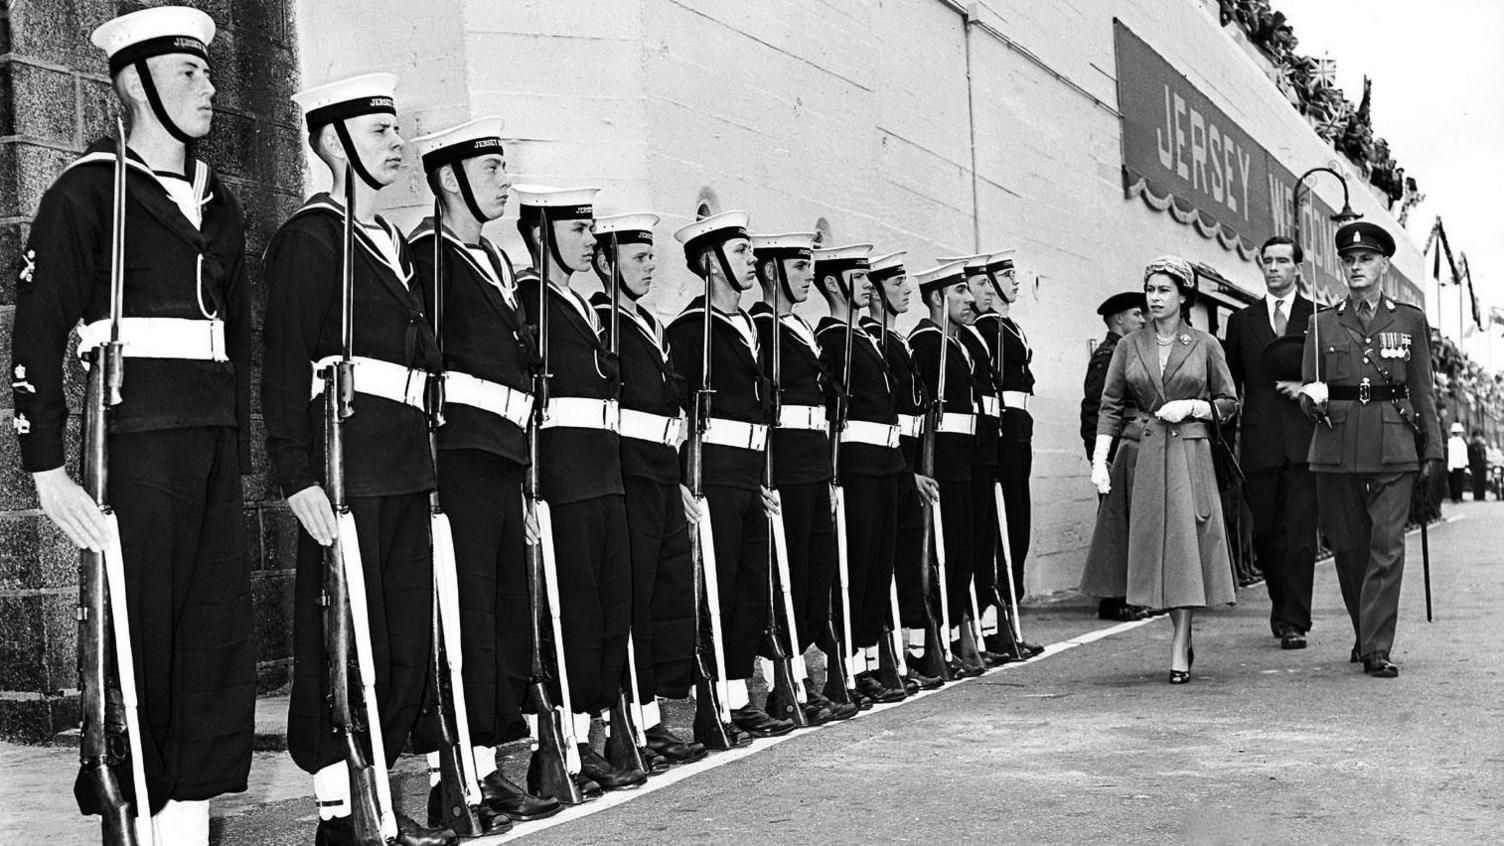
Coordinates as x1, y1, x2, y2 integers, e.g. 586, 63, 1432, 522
5, 500, 1500, 845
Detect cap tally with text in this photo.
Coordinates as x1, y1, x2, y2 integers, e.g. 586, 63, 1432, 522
1335, 220, 1396, 258
751, 232, 817, 260
1097, 291, 1147, 317
413, 116, 505, 174
674, 210, 751, 256
986, 249, 1016, 273
292, 73, 398, 131
91, 6, 215, 76
913, 259, 968, 295
512, 184, 599, 222
593, 213, 660, 246
813, 243, 873, 278
938, 253, 989, 275
868, 251, 908, 284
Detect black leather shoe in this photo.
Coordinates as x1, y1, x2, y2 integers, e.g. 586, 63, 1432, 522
426, 784, 512, 835
642, 748, 671, 775
854, 673, 906, 704
1167, 670, 1191, 685
979, 648, 1013, 668
314, 816, 366, 846
397, 812, 457, 846
808, 690, 858, 721
643, 723, 707, 765
1019, 639, 1046, 658
730, 705, 795, 738
579, 745, 646, 791
905, 670, 943, 691
801, 698, 835, 725
571, 772, 603, 800
480, 771, 562, 822
1280, 631, 1307, 650
1362, 653, 1399, 678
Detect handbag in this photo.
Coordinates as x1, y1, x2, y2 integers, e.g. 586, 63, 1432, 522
1207, 401, 1245, 491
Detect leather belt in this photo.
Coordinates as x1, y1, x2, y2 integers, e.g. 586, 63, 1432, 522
1002, 390, 1030, 410
78, 317, 228, 362
1329, 380, 1408, 405
310, 355, 425, 410
978, 395, 1001, 418
619, 408, 686, 447
842, 420, 901, 448
701, 418, 767, 451
897, 413, 924, 439
777, 404, 827, 431
444, 371, 533, 428
540, 397, 620, 431
935, 412, 976, 435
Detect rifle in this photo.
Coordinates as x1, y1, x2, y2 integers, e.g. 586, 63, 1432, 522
945, 301, 986, 676
990, 310, 1028, 659
74, 118, 152, 846
322, 164, 396, 843
600, 233, 654, 774
761, 259, 810, 727
689, 253, 737, 750
523, 206, 586, 805
423, 199, 485, 834
822, 275, 858, 706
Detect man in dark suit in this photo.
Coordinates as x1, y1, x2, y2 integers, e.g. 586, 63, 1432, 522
1222, 236, 1318, 650
1300, 221, 1444, 678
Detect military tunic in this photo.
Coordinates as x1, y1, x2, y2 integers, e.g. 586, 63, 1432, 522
959, 323, 1003, 624
976, 311, 1035, 598
263, 195, 442, 773
1301, 295, 1442, 658
593, 290, 695, 700
666, 296, 769, 679
10, 142, 254, 810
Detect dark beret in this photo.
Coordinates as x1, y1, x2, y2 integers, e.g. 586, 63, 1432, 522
1097, 291, 1147, 317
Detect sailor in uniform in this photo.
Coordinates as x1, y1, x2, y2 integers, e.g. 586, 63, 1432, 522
263, 73, 455, 844
11, 8, 255, 842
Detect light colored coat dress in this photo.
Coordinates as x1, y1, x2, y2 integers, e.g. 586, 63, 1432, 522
1079, 321, 1240, 609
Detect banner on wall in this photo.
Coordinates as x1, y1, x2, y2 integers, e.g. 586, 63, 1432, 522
1112, 20, 1420, 306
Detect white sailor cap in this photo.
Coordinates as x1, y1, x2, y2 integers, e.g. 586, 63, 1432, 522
868, 251, 908, 282
813, 244, 873, 267
674, 211, 751, 254
750, 232, 817, 256
593, 213, 660, 245
292, 72, 398, 131
985, 249, 1016, 272
913, 260, 969, 294
91, 6, 215, 76
512, 184, 600, 221
413, 116, 505, 174
938, 253, 990, 274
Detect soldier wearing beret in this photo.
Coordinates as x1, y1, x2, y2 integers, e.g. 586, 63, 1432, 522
1081, 290, 1146, 622
1300, 220, 1443, 678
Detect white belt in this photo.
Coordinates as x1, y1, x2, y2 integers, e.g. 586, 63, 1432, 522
778, 404, 827, 431
1002, 390, 1030, 410
78, 317, 228, 362
897, 413, 925, 439
701, 418, 768, 451
540, 397, 619, 432
935, 412, 976, 435
310, 355, 426, 410
842, 420, 901, 449
979, 394, 1001, 418
619, 408, 686, 447
444, 371, 533, 428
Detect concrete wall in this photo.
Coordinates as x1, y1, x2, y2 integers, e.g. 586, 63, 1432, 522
293, 0, 1423, 600
0, 0, 304, 740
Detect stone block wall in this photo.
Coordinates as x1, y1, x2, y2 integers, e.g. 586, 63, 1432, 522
0, 0, 302, 742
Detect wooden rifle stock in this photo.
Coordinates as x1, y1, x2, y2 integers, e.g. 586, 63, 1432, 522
822, 284, 857, 705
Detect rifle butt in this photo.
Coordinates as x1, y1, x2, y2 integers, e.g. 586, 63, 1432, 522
604, 692, 650, 773
525, 683, 584, 806
875, 628, 907, 693
954, 614, 987, 677
820, 632, 855, 707
340, 736, 385, 846
691, 665, 737, 750
426, 745, 481, 836
74, 760, 138, 846
764, 656, 809, 727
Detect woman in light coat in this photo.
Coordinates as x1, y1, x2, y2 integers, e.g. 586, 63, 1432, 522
1080, 255, 1239, 683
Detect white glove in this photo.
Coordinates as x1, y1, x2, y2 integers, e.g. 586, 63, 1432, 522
1155, 399, 1192, 423
1090, 434, 1113, 495
1300, 381, 1329, 409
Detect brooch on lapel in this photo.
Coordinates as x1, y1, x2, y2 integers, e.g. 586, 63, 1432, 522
1178, 334, 1191, 345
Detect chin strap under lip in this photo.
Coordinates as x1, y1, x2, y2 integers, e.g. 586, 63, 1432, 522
333, 121, 384, 191
451, 163, 494, 224
134, 59, 196, 145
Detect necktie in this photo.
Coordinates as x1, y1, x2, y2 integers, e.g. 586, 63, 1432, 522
1272, 300, 1287, 336
1358, 301, 1373, 330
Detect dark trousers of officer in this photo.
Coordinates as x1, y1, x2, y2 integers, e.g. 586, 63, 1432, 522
1472, 463, 1489, 501
106, 428, 254, 809
433, 449, 530, 746
289, 492, 433, 773
1314, 471, 1413, 658
969, 466, 1000, 618
894, 473, 928, 631
704, 485, 771, 679
842, 474, 900, 649
623, 475, 696, 701
773, 482, 835, 655
937, 480, 976, 626
1243, 461, 1318, 636
1447, 468, 1466, 502
545, 494, 631, 715
998, 441, 1033, 596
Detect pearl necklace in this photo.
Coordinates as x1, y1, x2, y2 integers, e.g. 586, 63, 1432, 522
1154, 332, 1175, 346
